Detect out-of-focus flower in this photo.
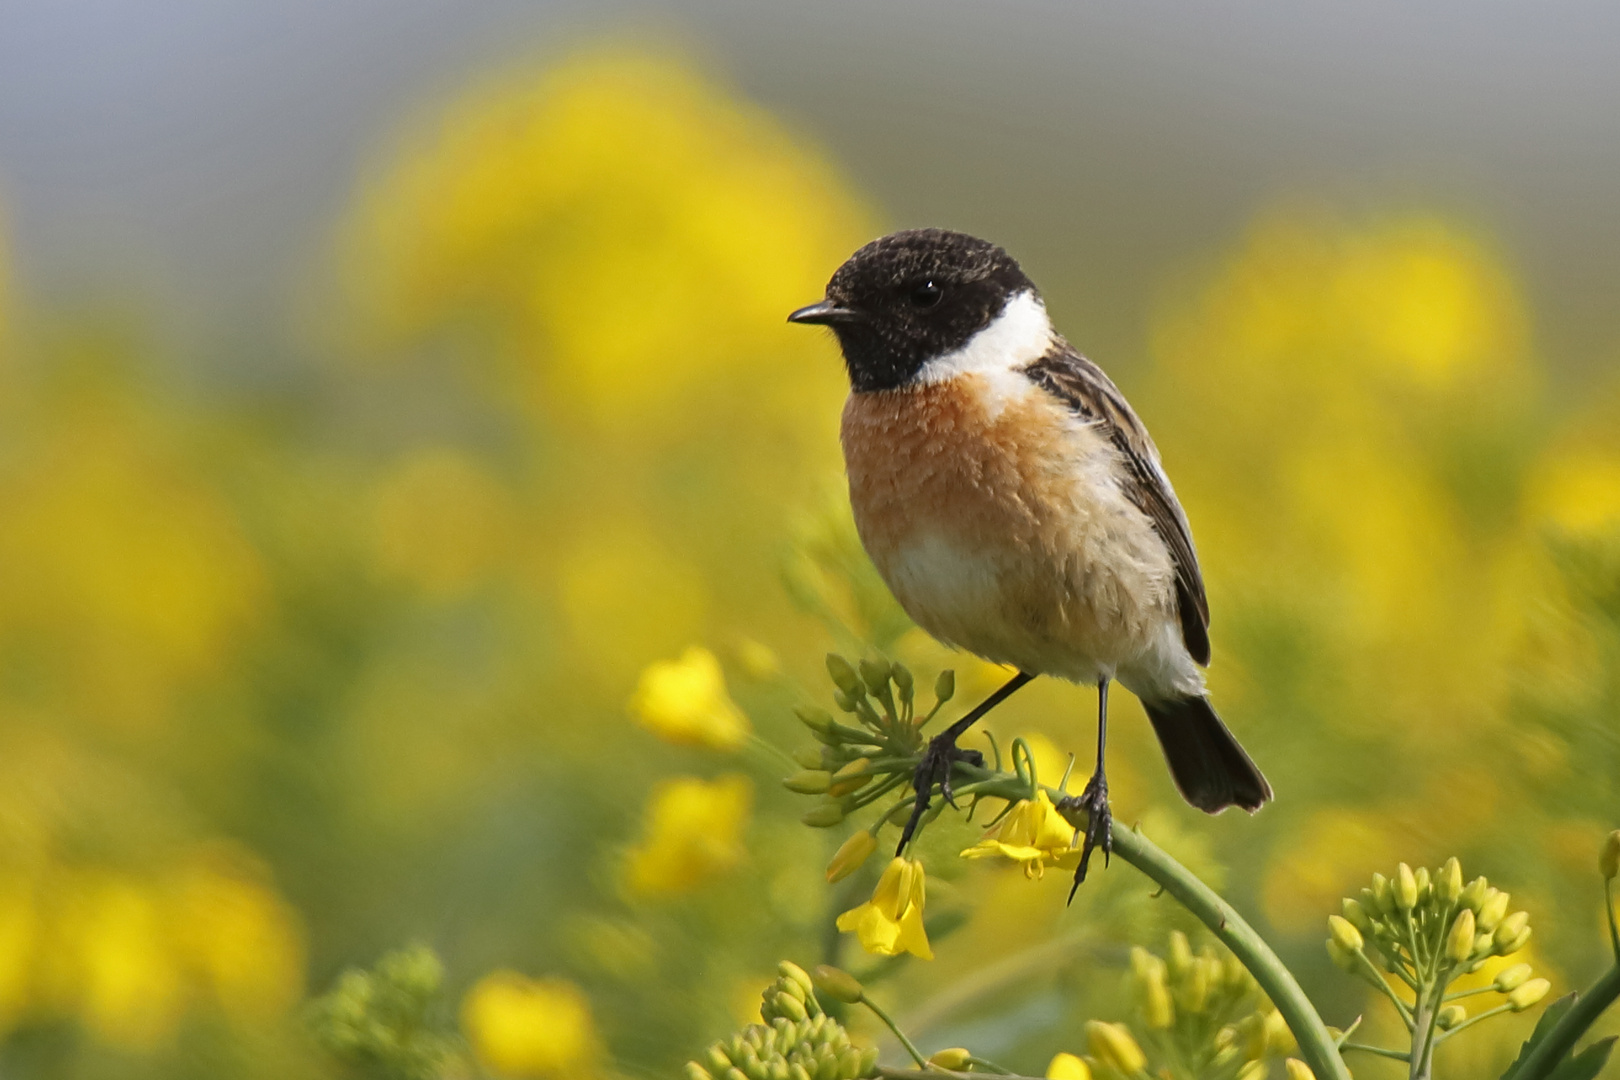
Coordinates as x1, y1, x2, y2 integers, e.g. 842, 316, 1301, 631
960, 790, 1076, 878
370, 446, 515, 596
337, 45, 867, 438
628, 647, 750, 750
462, 971, 601, 1079
1085, 1020, 1147, 1074
624, 774, 753, 897
835, 857, 932, 960
1284, 1060, 1316, 1080
1045, 1051, 1092, 1080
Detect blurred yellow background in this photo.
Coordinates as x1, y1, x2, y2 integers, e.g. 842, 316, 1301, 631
0, 10, 1618, 1080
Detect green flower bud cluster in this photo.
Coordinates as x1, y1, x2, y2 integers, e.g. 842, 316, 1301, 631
686, 965, 878, 1080
1327, 858, 1551, 1071
1113, 933, 1291, 1080
306, 943, 466, 1080
1331, 859, 1533, 986
788, 655, 955, 829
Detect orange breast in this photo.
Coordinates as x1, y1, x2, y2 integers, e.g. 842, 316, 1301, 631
840, 373, 1176, 679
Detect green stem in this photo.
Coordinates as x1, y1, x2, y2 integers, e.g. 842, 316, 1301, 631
1512, 963, 1620, 1080
859, 993, 930, 1068
1342, 1042, 1411, 1062
1435, 1002, 1511, 1041
1059, 801, 1352, 1080
889, 760, 1352, 1080
1606, 880, 1618, 964
1354, 951, 1415, 1029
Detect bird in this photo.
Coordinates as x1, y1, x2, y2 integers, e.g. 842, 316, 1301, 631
788, 228, 1270, 890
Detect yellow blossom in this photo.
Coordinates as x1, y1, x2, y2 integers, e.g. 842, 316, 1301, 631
628, 647, 750, 750
1045, 1052, 1092, 1080
462, 970, 600, 1079
835, 857, 932, 960
624, 774, 752, 897
960, 790, 1075, 878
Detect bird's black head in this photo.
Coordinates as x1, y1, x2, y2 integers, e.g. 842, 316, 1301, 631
788, 229, 1038, 392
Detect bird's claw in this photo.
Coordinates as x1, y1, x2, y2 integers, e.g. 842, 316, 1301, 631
1059, 774, 1112, 902
896, 733, 984, 855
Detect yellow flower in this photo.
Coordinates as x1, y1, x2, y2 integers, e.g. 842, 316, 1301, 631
1046, 1051, 1092, 1080
628, 647, 750, 750
462, 970, 600, 1079
835, 857, 932, 960
960, 790, 1076, 878
624, 774, 752, 897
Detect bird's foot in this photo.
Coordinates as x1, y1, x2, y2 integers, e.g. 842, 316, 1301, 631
895, 732, 985, 855
1058, 773, 1112, 902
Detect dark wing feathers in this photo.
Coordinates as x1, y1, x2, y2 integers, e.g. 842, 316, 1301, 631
1023, 344, 1212, 666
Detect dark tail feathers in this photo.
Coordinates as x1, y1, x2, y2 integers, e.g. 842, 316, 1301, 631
1143, 695, 1271, 813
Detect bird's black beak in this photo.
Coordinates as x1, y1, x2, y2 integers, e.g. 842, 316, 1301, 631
787, 300, 865, 325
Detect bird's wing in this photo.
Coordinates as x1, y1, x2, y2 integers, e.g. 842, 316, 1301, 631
1022, 343, 1212, 666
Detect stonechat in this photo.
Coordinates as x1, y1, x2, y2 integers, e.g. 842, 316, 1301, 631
789, 229, 1270, 890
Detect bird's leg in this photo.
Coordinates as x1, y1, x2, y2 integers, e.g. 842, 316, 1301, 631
896, 671, 1033, 855
1061, 678, 1113, 900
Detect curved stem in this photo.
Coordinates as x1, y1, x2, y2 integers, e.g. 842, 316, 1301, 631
1102, 816, 1352, 1080
895, 758, 1351, 1080
859, 993, 930, 1068
1512, 963, 1620, 1080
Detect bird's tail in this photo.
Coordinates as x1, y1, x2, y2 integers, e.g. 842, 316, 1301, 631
1142, 695, 1271, 813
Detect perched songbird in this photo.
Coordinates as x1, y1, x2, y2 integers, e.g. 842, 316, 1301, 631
789, 229, 1270, 888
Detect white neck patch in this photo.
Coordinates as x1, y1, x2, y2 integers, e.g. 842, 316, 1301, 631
914, 290, 1054, 385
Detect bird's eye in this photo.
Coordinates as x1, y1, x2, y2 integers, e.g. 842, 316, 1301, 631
908, 281, 943, 309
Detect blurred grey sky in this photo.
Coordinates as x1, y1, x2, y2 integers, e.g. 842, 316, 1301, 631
2, 1, 1619, 384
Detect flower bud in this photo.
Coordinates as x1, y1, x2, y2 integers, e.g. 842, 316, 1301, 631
1472, 933, 1495, 960
707, 1045, 733, 1073
1342, 898, 1372, 934
1263, 1009, 1296, 1055
892, 663, 914, 698
1602, 831, 1620, 881
1488, 965, 1530, 993
688, 1064, 716, 1080
828, 758, 873, 797
790, 1064, 812, 1080
1045, 1052, 1091, 1080
801, 803, 845, 828
784, 770, 832, 795
934, 670, 955, 705
795, 706, 835, 733
1086, 1021, 1146, 1074
793, 746, 825, 769
1459, 876, 1488, 912
1446, 909, 1476, 963
1508, 978, 1551, 1011
1395, 863, 1419, 911
1284, 1060, 1316, 1080
811, 966, 863, 1005
1494, 911, 1530, 952
1329, 915, 1364, 952
1438, 857, 1463, 903
858, 658, 892, 695
1167, 930, 1194, 976
831, 690, 859, 714
1436, 1005, 1466, 1030
1371, 873, 1394, 915
1498, 925, 1532, 957
774, 992, 808, 1023
1477, 889, 1509, 931
1414, 866, 1432, 904
779, 961, 814, 996
928, 1049, 972, 1071
826, 831, 878, 883
1326, 939, 1359, 972
826, 654, 861, 695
